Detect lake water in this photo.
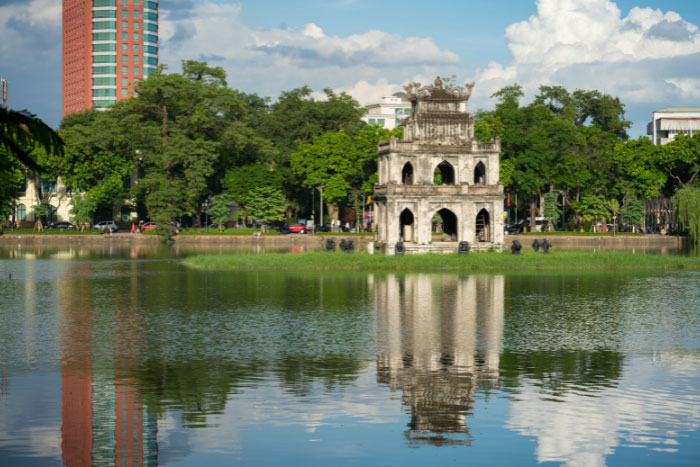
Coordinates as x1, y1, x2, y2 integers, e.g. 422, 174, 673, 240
1, 246, 699, 466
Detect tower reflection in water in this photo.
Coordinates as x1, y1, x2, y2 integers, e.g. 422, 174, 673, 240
60, 262, 157, 467
373, 274, 504, 446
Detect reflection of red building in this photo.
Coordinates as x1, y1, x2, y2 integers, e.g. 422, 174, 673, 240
60, 269, 157, 466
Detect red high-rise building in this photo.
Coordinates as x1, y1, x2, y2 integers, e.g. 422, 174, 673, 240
62, 0, 159, 117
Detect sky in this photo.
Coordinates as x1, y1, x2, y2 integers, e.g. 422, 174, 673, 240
1, 0, 700, 137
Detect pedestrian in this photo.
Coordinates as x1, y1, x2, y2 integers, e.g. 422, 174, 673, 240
131, 223, 137, 234
138, 220, 144, 233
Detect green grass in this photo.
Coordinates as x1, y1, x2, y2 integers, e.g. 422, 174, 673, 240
0, 228, 102, 235
183, 250, 700, 272
519, 231, 643, 236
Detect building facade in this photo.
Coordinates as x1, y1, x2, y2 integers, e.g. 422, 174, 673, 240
62, 0, 159, 117
362, 93, 412, 130
646, 108, 700, 145
373, 78, 504, 254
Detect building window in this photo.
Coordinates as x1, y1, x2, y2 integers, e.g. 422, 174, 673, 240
121, 88, 128, 97
133, 33, 139, 41
377, 119, 385, 126
16, 204, 26, 221
145, 1, 157, 10
47, 205, 58, 222
93, 43, 116, 52
93, 88, 116, 97
121, 10, 128, 18
121, 66, 128, 73
144, 22, 157, 32
122, 0, 127, 6
145, 45, 157, 54
93, 66, 117, 75
93, 10, 116, 19
133, 55, 139, 63
133, 44, 140, 52
134, 0, 139, 5
368, 118, 376, 124
133, 11, 139, 19
121, 55, 128, 63
121, 20, 128, 29
144, 11, 157, 21
121, 43, 128, 51
133, 67, 139, 74
121, 77, 128, 85
93, 77, 116, 86
144, 34, 156, 43
94, 0, 117, 6
93, 55, 116, 63
94, 32, 116, 41
93, 21, 116, 30
41, 178, 57, 193
121, 32, 128, 40
133, 21, 140, 29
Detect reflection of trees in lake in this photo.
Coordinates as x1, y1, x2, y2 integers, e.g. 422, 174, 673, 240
373, 274, 504, 446
117, 267, 376, 426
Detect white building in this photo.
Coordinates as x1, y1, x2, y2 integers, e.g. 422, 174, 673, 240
361, 93, 412, 130
647, 108, 700, 145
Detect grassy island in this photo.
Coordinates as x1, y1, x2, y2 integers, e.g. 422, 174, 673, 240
183, 250, 700, 272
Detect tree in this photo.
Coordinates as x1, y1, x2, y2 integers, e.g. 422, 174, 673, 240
208, 194, 234, 231
575, 194, 609, 231
1, 107, 63, 172
543, 192, 562, 230
621, 198, 644, 232
657, 132, 700, 189
291, 130, 355, 222
246, 186, 287, 223
673, 186, 700, 244
607, 198, 620, 235
69, 193, 97, 230
221, 164, 285, 222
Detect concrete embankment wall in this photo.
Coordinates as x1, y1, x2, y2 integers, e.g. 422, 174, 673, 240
0, 232, 689, 253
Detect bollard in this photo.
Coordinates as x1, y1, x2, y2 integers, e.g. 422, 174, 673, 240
511, 240, 522, 255
325, 238, 336, 252
340, 239, 354, 252
531, 239, 541, 252
395, 242, 405, 256
458, 241, 470, 256
542, 238, 552, 253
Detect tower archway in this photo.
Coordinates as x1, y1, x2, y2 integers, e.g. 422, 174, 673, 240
402, 162, 414, 185
433, 161, 455, 185
434, 208, 458, 241
476, 208, 490, 242
474, 161, 486, 185
400, 208, 415, 242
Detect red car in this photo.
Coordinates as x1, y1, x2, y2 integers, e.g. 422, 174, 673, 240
287, 223, 307, 234
142, 222, 157, 232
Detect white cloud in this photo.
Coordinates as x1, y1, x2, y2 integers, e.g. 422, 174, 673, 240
159, 2, 459, 100
474, 0, 700, 106
0, 0, 61, 62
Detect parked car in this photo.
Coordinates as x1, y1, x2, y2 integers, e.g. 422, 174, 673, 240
93, 220, 119, 232
47, 221, 76, 230
142, 222, 157, 232
505, 220, 524, 235
287, 223, 307, 234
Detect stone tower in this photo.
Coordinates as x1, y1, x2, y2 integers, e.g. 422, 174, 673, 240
373, 77, 504, 254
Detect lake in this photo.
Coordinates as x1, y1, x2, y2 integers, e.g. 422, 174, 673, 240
1, 246, 699, 466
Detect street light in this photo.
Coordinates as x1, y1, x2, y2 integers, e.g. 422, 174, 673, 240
202, 198, 210, 233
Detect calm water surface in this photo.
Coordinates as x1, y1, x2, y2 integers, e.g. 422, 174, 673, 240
0, 247, 699, 466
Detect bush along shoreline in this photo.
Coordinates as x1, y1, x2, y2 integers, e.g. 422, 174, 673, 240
182, 250, 700, 272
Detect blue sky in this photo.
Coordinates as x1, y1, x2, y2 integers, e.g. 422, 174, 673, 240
1, 0, 700, 137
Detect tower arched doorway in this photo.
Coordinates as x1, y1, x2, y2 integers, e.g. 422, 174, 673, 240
474, 161, 486, 185
400, 208, 415, 242
402, 162, 414, 185
434, 208, 458, 241
434, 161, 455, 185
476, 208, 490, 242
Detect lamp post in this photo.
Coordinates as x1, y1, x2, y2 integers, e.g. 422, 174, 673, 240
318, 187, 324, 231
202, 198, 210, 233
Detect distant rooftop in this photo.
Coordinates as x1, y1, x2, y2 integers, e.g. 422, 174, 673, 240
655, 108, 700, 113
